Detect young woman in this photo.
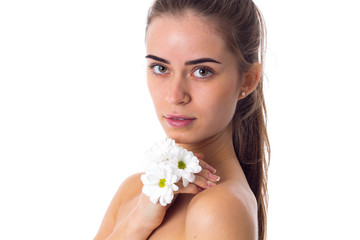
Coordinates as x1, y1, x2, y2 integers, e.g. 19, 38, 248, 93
95, 0, 269, 239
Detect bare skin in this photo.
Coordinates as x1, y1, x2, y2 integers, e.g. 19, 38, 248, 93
94, 11, 261, 240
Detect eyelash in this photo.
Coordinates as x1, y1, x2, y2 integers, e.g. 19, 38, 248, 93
148, 63, 214, 80
192, 66, 214, 79
148, 63, 168, 74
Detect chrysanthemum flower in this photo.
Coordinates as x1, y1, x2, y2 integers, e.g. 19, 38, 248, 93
170, 147, 202, 187
144, 138, 175, 166
141, 163, 179, 206
141, 138, 202, 206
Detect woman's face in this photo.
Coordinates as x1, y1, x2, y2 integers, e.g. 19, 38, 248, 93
146, 12, 243, 144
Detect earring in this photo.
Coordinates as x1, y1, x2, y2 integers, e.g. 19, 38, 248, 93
241, 92, 246, 97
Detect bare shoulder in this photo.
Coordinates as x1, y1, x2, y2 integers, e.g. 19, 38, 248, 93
185, 182, 258, 240
117, 172, 144, 200
107, 172, 143, 208
94, 173, 143, 240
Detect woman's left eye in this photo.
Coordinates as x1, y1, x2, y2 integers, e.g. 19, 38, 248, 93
193, 68, 213, 78
153, 64, 169, 74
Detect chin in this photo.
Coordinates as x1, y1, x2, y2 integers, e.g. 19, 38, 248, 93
165, 133, 189, 144
164, 130, 205, 146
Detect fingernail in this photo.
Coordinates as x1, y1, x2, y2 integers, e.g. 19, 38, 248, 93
206, 164, 216, 174
209, 173, 220, 182
206, 181, 216, 188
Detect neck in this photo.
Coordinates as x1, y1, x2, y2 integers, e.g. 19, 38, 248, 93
177, 124, 240, 181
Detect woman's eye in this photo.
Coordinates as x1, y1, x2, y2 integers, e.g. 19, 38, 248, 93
193, 68, 212, 78
153, 65, 169, 74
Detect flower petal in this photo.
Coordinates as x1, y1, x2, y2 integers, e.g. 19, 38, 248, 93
142, 138, 202, 206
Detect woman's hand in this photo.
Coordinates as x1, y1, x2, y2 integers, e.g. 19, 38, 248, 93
176, 153, 220, 193
135, 153, 220, 229
106, 153, 220, 240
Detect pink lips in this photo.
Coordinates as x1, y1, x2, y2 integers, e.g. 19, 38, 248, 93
164, 114, 196, 128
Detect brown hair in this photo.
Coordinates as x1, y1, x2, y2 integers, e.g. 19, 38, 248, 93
146, 0, 270, 239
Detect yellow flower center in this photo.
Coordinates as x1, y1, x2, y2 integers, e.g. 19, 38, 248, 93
178, 160, 186, 170
158, 178, 166, 188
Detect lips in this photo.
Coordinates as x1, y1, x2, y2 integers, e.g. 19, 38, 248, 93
164, 114, 196, 128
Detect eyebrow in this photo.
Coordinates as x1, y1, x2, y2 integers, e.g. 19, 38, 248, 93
145, 55, 170, 64
145, 54, 222, 65
185, 58, 222, 65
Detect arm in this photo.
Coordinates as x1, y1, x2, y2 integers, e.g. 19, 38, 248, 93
95, 155, 220, 240
94, 173, 144, 240
94, 173, 163, 240
104, 194, 164, 240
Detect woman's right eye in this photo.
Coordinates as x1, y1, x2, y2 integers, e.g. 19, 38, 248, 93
150, 64, 169, 74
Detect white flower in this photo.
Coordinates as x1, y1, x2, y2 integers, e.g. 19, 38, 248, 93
144, 138, 176, 167
141, 163, 179, 206
142, 138, 202, 206
170, 146, 202, 187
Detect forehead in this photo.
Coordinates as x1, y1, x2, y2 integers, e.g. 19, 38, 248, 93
146, 12, 232, 63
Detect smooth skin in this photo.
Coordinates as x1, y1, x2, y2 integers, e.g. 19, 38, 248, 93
94, 11, 261, 240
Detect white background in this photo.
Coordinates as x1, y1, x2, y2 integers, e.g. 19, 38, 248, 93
0, 0, 359, 239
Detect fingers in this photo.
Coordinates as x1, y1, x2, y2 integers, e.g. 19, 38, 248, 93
195, 154, 220, 187
194, 152, 204, 160
197, 159, 220, 184
176, 175, 218, 194
198, 159, 216, 174
194, 152, 216, 174
197, 168, 220, 183
176, 182, 203, 194
175, 153, 220, 195
194, 174, 219, 188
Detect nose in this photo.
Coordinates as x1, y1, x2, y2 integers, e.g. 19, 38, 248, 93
165, 76, 191, 105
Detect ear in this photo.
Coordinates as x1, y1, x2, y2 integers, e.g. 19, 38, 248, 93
238, 62, 262, 99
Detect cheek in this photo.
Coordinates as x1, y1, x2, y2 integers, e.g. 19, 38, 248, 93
147, 74, 160, 100
147, 78, 155, 100
197, 83, 239, 125
147, 78, 165, 114
211, 96, 237, 123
